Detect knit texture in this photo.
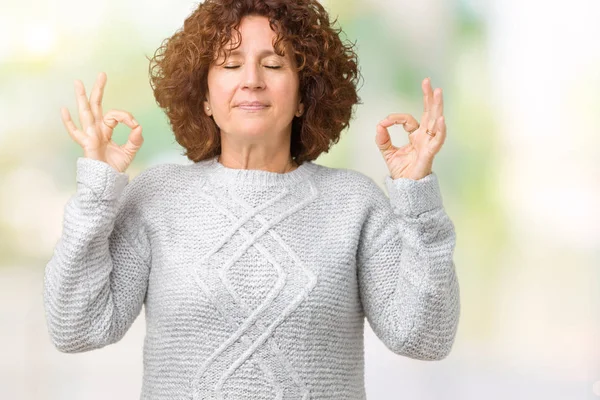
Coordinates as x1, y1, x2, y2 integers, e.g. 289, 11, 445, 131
43, 155, 460, 399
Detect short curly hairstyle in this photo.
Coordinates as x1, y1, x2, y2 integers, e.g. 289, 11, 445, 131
148, 0, 361, 164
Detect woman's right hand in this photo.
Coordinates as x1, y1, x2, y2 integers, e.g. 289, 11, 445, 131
60, 72, 144, 173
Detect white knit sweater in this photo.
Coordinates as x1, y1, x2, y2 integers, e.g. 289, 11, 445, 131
43, 155, 460, 399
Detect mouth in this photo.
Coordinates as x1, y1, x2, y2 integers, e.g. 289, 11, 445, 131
236, 102, 269, 111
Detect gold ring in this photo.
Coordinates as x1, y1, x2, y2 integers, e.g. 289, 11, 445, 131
426, 129, 436, 137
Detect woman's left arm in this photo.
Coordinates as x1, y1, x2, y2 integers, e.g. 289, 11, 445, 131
358, 77, 460, 360
356, 171, 460, 361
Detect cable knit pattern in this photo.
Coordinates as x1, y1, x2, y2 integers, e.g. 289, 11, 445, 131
43, 155, 460, 399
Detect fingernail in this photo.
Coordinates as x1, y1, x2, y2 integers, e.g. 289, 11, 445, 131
132, 118, 139, 126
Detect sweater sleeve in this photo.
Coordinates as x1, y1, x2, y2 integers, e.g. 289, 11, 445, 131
43, 157, 152, 353
356, 171, 460, 361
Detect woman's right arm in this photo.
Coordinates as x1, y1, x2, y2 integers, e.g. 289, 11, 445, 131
43, 157, 151, 353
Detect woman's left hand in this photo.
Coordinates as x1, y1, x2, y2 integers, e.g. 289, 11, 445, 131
375, 77, 447, 181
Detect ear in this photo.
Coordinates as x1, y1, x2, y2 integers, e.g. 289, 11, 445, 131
203, 99, 212, 116
295, 102, 305, 117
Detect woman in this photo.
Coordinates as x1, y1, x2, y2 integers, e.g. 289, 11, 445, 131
44, 0, 460, 399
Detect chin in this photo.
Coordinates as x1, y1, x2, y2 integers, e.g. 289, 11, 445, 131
231, 123, 275, 138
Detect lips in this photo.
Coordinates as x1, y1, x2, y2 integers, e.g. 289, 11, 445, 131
236, 101, 269, 110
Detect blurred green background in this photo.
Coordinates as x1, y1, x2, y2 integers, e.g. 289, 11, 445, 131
1, 0, 598, 398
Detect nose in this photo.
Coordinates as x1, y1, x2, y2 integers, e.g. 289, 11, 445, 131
241, 63, 265, 90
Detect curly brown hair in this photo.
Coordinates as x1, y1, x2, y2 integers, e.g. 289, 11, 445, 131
148, 0, 361, 164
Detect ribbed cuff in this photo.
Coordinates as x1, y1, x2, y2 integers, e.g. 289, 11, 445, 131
76, 157, 129, 200
384, 172, 443, 218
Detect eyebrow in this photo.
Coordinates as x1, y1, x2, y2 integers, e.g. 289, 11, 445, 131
226, 49, 283, 58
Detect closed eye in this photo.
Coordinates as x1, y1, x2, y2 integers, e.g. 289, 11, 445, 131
223, 65, 281, 70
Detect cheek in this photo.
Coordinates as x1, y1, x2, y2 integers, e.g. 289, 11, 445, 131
208, 76, 235, 106
275, 77, 300, 108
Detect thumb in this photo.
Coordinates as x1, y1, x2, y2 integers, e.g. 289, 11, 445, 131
375, 123, 394, 153
122, 124, 144, 153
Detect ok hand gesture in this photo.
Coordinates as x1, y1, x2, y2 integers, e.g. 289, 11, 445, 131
60, 72, 144, 173
375, 77, 447, 181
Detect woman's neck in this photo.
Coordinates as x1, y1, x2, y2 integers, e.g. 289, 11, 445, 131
217, 153, 297, 174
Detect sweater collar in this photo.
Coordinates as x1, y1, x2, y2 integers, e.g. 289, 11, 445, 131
196, 155, 319, 188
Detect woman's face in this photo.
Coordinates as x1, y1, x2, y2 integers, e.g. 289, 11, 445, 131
204, 15, 304, 142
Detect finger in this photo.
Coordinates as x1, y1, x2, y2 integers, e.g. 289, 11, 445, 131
101, 109, 140, 140
422, 77, 434, 115
380, 113, 420, 134
430, 87, 444, 121
424, 116, 446, 156
375, 123, 395, 153
90, 72, 107, 127
60, 107, 86, 145
426, 117, 438, 138
433, 116, 447, 148
74, 79, 95, 131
